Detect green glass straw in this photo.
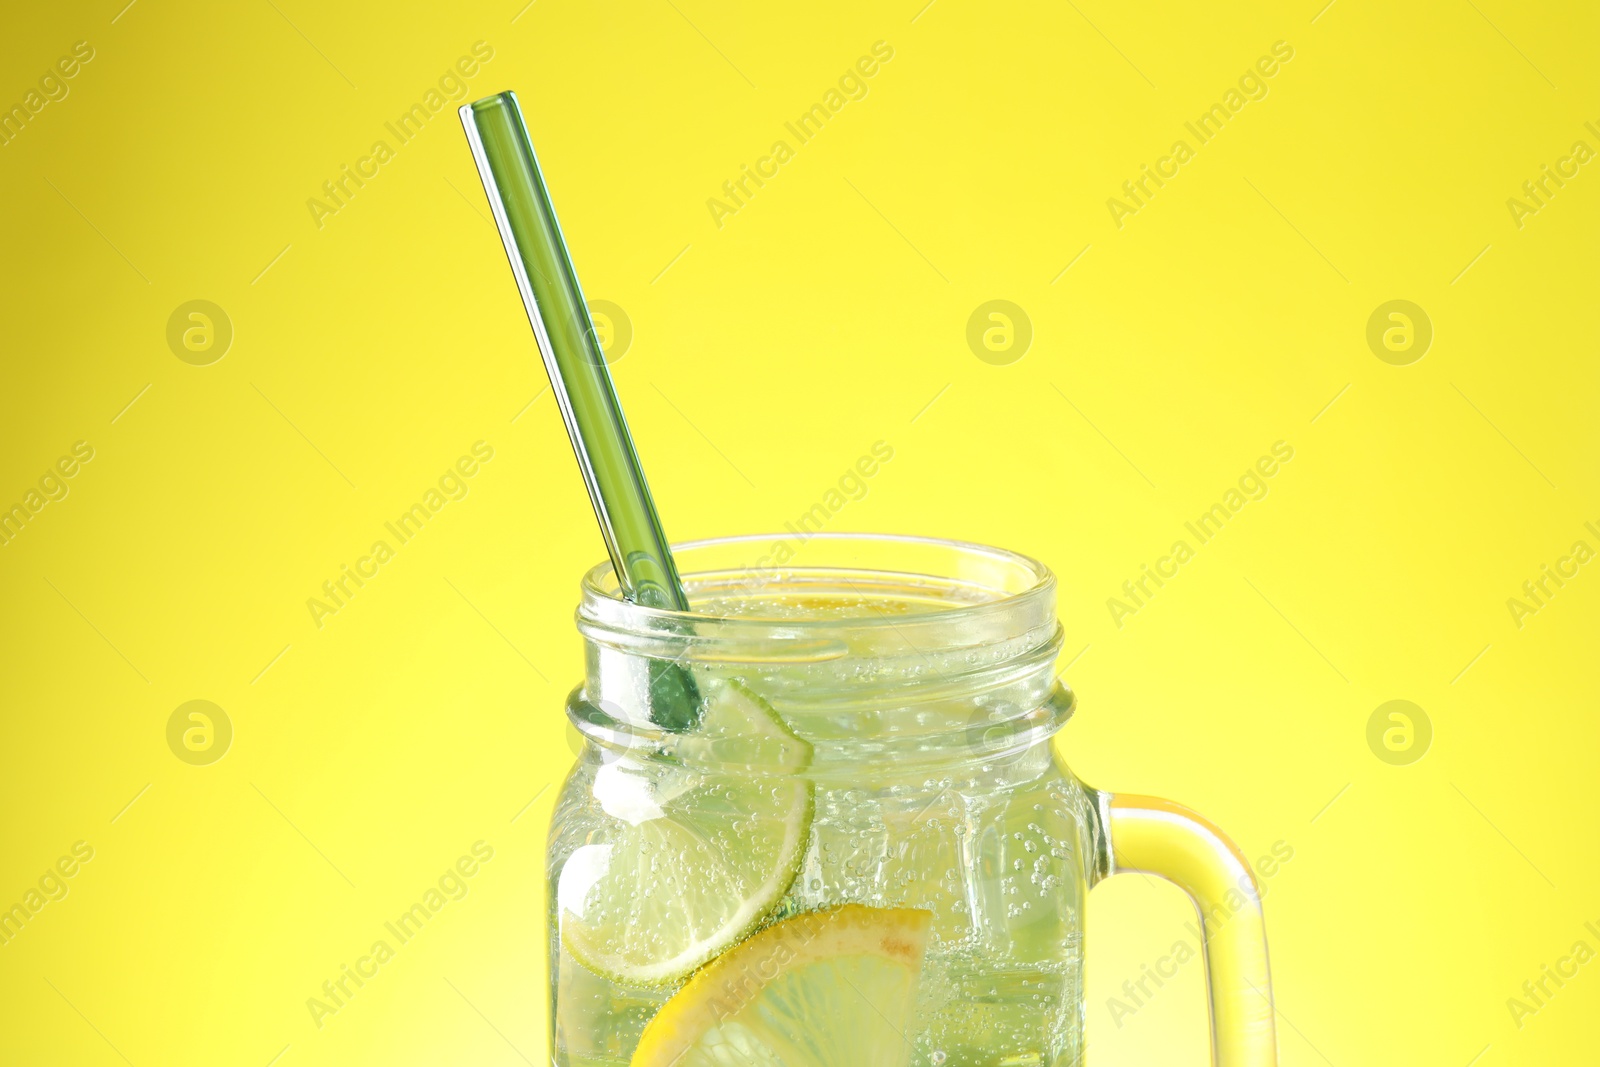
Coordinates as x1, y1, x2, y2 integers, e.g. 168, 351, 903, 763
461, 91, 699, 729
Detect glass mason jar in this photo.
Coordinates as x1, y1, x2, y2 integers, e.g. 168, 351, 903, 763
550, 534, 1276, 1067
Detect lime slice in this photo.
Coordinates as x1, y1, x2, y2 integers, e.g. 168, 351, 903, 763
560, 678, 813, 986
631, 904, 932, 1067
662, 677, 813, 772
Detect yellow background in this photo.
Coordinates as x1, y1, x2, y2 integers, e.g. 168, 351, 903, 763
2, 0, 1596, 1063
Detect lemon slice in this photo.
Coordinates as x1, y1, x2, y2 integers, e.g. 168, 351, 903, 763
560, 678, 813, 986
631, 904, 932, 1067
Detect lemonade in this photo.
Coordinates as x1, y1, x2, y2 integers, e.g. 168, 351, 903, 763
469, 81, 1273, 1064
549, 542, 1097, 1067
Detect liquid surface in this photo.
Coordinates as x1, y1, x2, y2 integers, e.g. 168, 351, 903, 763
685, 571, 1009, 621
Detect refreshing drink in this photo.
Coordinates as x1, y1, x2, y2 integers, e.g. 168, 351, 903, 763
464, 86, 1273, 1067
549, 555, 1097, 1067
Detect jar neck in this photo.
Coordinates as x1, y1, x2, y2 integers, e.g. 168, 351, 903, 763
571, 534, 1072, 774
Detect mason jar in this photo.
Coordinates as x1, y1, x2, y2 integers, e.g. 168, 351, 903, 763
549, 534, 1275, 1067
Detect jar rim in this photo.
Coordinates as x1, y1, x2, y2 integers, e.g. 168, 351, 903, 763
578, 532, 1055, 632
576, 534, 1067, 770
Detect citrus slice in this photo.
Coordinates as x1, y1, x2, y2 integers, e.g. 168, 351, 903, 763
560, 678, 813, 986
662, 677, 813, 773
631, 904, 932, 1067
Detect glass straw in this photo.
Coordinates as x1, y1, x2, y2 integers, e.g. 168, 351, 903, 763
460, 91, 700, 728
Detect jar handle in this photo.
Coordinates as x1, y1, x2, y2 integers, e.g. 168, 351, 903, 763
1095, 792, 1278, 1066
